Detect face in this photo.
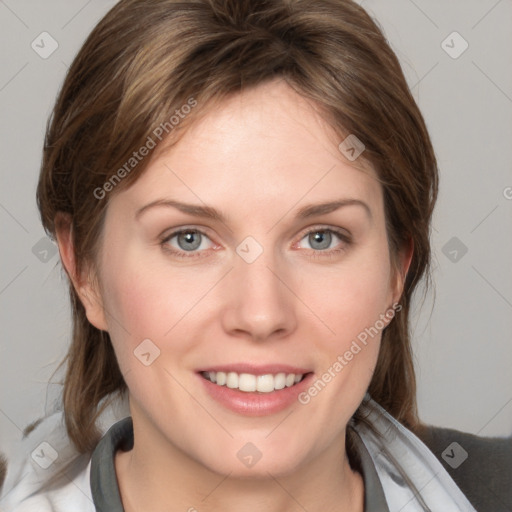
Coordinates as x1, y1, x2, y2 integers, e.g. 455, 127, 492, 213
85, 80, 403, 477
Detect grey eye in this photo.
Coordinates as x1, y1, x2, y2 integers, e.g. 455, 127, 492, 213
308, 230, 333, 250
177, 230, 202, 251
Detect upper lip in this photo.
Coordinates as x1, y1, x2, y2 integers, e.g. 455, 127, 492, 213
198, 364, 312, 376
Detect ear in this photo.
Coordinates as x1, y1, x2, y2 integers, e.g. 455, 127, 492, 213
391, 236, 414, 305
54, 213, 109, 331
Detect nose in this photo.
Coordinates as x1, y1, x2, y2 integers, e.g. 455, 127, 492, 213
220, 247, 298, 342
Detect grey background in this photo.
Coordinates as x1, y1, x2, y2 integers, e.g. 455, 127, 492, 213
1, 0, 511, 456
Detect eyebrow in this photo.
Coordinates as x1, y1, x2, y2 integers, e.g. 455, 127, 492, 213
135, 198, 372, 222
296, 199, 371, 220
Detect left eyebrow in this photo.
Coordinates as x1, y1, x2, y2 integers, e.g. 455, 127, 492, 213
296, 199, 372, 220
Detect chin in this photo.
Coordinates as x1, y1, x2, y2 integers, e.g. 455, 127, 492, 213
203, 455, 305, 480
190, 436, 313, 479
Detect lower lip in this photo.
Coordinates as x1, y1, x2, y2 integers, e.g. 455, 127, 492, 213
197, 373, 314, 416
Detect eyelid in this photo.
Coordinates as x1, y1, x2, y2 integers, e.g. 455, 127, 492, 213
160, 224, 214, 242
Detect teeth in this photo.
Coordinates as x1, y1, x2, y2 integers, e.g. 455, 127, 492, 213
202, 371, 305, 393
256, 374, 274, 392
274, 373, 286, 390
285, 374, 295, 387
239, 373, 256, 392
226, 372, 238, 389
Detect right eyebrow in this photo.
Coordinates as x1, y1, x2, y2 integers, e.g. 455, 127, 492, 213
135, 199, 226, 222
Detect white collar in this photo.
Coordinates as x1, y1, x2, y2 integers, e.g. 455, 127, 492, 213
354, 396, 477, 511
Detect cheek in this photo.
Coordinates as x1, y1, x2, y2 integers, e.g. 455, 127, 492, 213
300, 244, 394, 389
97, 254, 182, 360
97, 249, 224, 373
310, 251, 393, 340
97, 261, 194, 412
296, 262, 393, 412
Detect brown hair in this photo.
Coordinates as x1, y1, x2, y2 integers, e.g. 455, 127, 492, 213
37, 0, 438, 453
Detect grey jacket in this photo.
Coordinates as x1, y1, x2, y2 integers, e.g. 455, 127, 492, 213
416, 425, 512, 512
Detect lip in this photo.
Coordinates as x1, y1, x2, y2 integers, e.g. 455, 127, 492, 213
196, 368, 314, 417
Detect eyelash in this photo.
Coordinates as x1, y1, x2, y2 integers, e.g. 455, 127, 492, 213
159, 226, 352, 260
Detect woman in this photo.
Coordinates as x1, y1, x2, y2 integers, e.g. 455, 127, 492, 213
0, 0, 509, 510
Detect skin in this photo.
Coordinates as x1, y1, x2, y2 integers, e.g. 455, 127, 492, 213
57, 80, 411, 512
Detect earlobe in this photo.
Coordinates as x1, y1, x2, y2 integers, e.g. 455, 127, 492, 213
77, 282, 109, 332
392, 237, 414, 304
54, 213, 109, 332
54, 212, 76, 284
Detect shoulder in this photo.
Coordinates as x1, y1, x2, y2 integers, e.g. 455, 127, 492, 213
0, 409, 95, 512
415, 423, 512, 512
0, 395, 130, 511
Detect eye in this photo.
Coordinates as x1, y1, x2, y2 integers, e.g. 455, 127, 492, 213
296, 227, 351, 253
161, 228, 215, 257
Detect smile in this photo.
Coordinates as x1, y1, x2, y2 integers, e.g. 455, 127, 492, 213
201, 371, 306, 393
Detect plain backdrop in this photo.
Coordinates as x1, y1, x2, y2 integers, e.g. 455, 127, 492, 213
1, 0, 511, 455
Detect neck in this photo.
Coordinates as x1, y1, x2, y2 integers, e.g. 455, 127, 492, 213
115, 422, 364, 512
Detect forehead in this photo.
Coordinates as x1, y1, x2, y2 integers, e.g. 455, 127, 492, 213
109, 81, 383, 220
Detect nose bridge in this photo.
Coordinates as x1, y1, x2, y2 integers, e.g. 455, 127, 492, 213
238, 251, 281, 304
221, 237, 297, 340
